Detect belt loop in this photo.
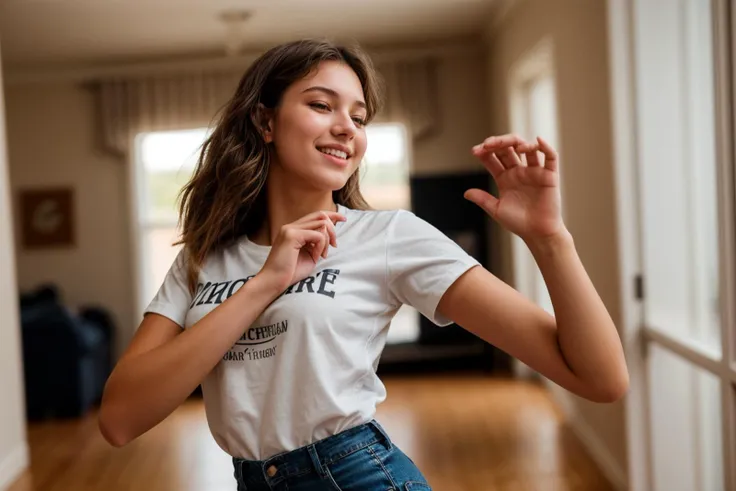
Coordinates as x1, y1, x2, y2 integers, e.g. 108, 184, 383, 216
370, 420, 393, 450
307, 444, 327, 478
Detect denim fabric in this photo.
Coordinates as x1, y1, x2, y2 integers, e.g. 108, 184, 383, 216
232, 420, 431, 490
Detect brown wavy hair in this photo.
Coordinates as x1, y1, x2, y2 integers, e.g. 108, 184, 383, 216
176, 39, 383, 293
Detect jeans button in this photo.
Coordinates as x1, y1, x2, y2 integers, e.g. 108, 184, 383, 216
266, 465, 278, 477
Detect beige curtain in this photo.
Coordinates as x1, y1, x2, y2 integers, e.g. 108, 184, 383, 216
92, 57, 439, 158
92, 71, 241, 157
374, 57, 440, 140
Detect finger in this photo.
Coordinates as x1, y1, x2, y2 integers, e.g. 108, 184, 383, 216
478, 134, 527, 152
473, 145, 505, 179
297, 211, 346, 226
496, 146, 522, 169
487, 153, 506, 178
297, 229, 324, 247
309, 238, 322, 263
537, 136, 558, 171
320, 224, 330, 259
463, 188, 500, 220
327, 219, 338, 248
516, 142, 541, 167
293, 219, 337, 250
319, 219, 338, 248
319, 228, 330, 260
295, 218, 336, 236
300, 230, 326, 263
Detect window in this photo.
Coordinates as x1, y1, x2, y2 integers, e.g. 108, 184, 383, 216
133, 127, 210, 314
362, 123, 418, 344
361, 123, 412, 211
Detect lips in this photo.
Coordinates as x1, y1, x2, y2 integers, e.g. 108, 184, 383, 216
317, 144, 352, 160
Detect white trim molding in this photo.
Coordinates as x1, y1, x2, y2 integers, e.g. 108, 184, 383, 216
545, 380, 628, 491
606, 0, 650, 489
569, 414, 629, 491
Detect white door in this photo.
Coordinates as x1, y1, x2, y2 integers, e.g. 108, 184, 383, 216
627, 0, 735, 489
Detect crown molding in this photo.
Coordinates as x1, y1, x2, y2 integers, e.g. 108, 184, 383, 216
3, 39, 486, 86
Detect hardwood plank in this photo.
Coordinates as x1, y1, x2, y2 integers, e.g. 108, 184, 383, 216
7, 374, 615, 491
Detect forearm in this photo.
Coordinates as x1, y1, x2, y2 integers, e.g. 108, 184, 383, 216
527, 230, 629, 401
100, 274, 281, 446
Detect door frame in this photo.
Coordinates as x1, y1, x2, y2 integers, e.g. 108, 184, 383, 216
607, 0, 736, 490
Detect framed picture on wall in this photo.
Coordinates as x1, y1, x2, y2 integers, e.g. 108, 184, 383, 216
19, 187, 76, 249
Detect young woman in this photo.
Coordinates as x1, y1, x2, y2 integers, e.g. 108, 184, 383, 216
99, 39, 629, 490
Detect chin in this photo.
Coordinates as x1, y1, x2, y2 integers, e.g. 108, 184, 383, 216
311, 165, 354, 189
291, 172, 346, 194
321, 174, 351, 191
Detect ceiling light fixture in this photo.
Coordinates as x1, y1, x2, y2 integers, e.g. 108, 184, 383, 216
219, 9, 253, 57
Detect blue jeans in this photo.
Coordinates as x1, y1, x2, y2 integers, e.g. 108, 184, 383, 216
232, 420, 432, 490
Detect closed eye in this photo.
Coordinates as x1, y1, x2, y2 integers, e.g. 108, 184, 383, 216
309, 102, 330, 111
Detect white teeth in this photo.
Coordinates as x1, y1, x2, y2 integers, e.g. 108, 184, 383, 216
319, 148, 348, 159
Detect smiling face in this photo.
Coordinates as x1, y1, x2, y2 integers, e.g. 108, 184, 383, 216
263, 60, 369, 192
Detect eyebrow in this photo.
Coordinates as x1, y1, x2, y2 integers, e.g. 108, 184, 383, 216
301, 86, 367, 110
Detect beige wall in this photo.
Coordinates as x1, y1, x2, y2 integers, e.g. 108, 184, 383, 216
0, 39, 30, 489
486, 0, 628, 486
6, 84, 136, 355
4, 47, 490, 356
413, 53, 490, 175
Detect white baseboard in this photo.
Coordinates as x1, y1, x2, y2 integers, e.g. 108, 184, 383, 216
544, 379, 628, 491
569, 413, 628, 491
0, 443, 29, 491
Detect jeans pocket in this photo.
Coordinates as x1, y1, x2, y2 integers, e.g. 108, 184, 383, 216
327, 447, 395, 490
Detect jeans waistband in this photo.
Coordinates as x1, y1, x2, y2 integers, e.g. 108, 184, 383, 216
233, 420, 393, 485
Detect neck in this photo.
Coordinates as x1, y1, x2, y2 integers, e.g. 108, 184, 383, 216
250, 165, 338, 246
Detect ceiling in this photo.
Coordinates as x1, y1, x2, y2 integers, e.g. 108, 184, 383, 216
0, 0, 501, 69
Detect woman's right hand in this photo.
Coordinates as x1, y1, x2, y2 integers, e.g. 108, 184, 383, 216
258, 210, 346, 293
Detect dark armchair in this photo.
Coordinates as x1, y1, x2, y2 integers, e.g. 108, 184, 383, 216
19, 284, 115, 420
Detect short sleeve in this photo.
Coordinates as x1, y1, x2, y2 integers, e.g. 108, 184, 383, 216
386, 210, 481, 326
143, 249, 193, 328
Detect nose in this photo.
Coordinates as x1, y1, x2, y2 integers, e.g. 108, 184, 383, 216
331, 111, 357, 140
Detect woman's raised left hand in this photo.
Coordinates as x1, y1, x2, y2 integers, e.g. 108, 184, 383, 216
464, 134, 566, 243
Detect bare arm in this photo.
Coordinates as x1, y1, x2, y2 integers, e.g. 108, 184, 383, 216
451, 134, 628, 402
437, 232, 629, 403
98, 274, 281, 447
99, 210, 343, 447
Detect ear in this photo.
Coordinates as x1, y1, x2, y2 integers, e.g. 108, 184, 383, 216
254, 103, 275, 143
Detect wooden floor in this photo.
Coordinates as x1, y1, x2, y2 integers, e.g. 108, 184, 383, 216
8, 374, 614, 491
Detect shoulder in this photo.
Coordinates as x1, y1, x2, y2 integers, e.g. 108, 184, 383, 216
341, 205, 445, 241
338, 204, 409, 234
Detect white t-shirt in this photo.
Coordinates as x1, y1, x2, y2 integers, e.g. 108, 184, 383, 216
144, 203, 480, 460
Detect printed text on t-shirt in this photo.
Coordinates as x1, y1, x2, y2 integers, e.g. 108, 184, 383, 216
190, 268, 342, 308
